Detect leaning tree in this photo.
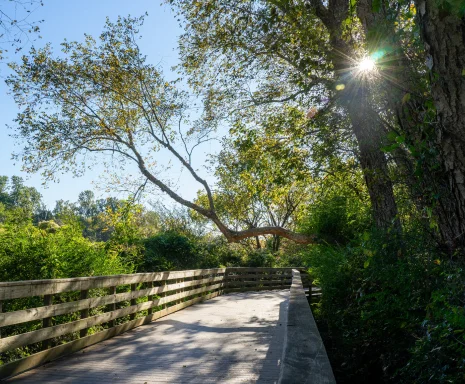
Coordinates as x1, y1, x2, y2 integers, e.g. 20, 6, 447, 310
7, 16, 316, 245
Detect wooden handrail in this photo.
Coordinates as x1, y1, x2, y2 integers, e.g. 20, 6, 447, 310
279, 269, 335, 384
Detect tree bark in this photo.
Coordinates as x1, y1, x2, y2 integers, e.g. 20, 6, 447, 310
415, 0, 465, 250
322, 15, 401, 231
346, 88, 401, 230
355, 0, 460, 246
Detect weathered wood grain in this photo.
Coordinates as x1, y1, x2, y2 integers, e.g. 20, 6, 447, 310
225, 285, 292, 293
0, 284, 223, 352
278, 270, 335, 384
41, 295, 52, 350
79, 290, 89, 338
225, 279, 290, 286
0, 266, 317, 382
1, 276, 224, 326
0, 269, 226, 300
0, 291, 221, 380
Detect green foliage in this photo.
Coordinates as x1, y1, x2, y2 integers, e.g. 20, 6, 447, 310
0, 218, 131, 282
242, 249, 276, 267
398, 267, 465, 383
2, 4, 464, 381
142, 231, 201, 271
141, 230, 269, 271
0, 176, 43, 222
193, 107, 313, 250
299, 163, 371, 245
306, 226, 465, 383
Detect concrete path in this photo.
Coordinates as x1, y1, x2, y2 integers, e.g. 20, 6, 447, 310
7, 291, 290, 384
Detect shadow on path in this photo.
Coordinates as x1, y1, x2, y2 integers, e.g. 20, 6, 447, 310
7, 291, 290, 384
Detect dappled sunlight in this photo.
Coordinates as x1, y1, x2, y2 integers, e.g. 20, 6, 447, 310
8, 291, 290, 383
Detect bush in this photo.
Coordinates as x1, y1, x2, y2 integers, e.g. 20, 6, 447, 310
142, 231, 201, 271
300, 194, 370, 245
305, 226, 465, 383
0, 220, 131, 281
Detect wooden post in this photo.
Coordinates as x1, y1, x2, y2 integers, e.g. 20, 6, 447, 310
309, 277, 313, 304
163, 280, 167, 309
0, 300, 2, 338
108, 286, 116, 328
79, 290, 89, 338
147, 281, 153, 315
130, 284, 137, 320
42, 294, 53, 349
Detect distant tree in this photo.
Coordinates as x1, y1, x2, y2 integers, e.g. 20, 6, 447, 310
77, 190, 97, 218
0, 175, 43, 220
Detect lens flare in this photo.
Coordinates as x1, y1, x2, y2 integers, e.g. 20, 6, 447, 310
359, 57, 376, 72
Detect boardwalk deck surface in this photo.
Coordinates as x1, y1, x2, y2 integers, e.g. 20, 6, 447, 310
6, 291, 289, 384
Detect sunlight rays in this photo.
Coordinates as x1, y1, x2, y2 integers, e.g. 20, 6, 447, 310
358, 57, 376, 72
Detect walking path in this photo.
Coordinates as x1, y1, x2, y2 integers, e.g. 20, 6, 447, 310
7, 291, 289, 384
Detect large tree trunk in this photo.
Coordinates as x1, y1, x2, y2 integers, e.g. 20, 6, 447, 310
354, 0, 464, 250
332, 42, 401, 231
311, 0, 402, 232
346, 89, 401, 230
415, 0, 465, 251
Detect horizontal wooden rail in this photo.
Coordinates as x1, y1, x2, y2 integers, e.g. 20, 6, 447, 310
279, 270, 334, 384
0, 276, 224, 327
0, 269, 226, 301
0, 267, 309, 380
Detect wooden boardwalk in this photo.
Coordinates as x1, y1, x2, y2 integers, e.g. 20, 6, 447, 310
6, 291, 290, 384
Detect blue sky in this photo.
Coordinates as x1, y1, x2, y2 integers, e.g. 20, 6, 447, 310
0, 0, 218, 209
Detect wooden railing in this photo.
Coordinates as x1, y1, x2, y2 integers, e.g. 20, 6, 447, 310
279, 270, 335, 384
0, 267, 310, 380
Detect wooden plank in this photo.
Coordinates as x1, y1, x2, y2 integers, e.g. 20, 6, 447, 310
107, 286, 116, 328
280, 269, 336, 383
42, 295, 52, 350
79, 290, 89, 338
226, 280, 292, 287
0, 291, 221, 380
225, 267, 294, 273
0, 268, 295, 301
147, 281, 153, 315
0, 283, 223, 352
225, 273, 292, 280
0, 269, 226, 300
224, 285, 291, 293
129, 284, 137, 320
0, 276, 225, 327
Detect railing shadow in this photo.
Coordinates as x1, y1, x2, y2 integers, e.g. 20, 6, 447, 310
7, 290, 290, 383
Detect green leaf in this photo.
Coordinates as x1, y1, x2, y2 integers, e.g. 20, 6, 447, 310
372, 0, 381, 12
363, 249, 374, 257
364, 260, 370, 268
402, 93, 411, 104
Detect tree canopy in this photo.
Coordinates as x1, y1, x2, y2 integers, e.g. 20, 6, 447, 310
7, 15, 316, 245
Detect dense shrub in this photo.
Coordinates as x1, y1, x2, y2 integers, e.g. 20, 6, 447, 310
142, 231, 202, 271
306, 226, 465, 383
0, 220, 131, 282
300, 194, 371, 245
141, 231, 250, 271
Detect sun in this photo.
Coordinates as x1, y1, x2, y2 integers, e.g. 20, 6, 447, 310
358, 57, 376, 72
